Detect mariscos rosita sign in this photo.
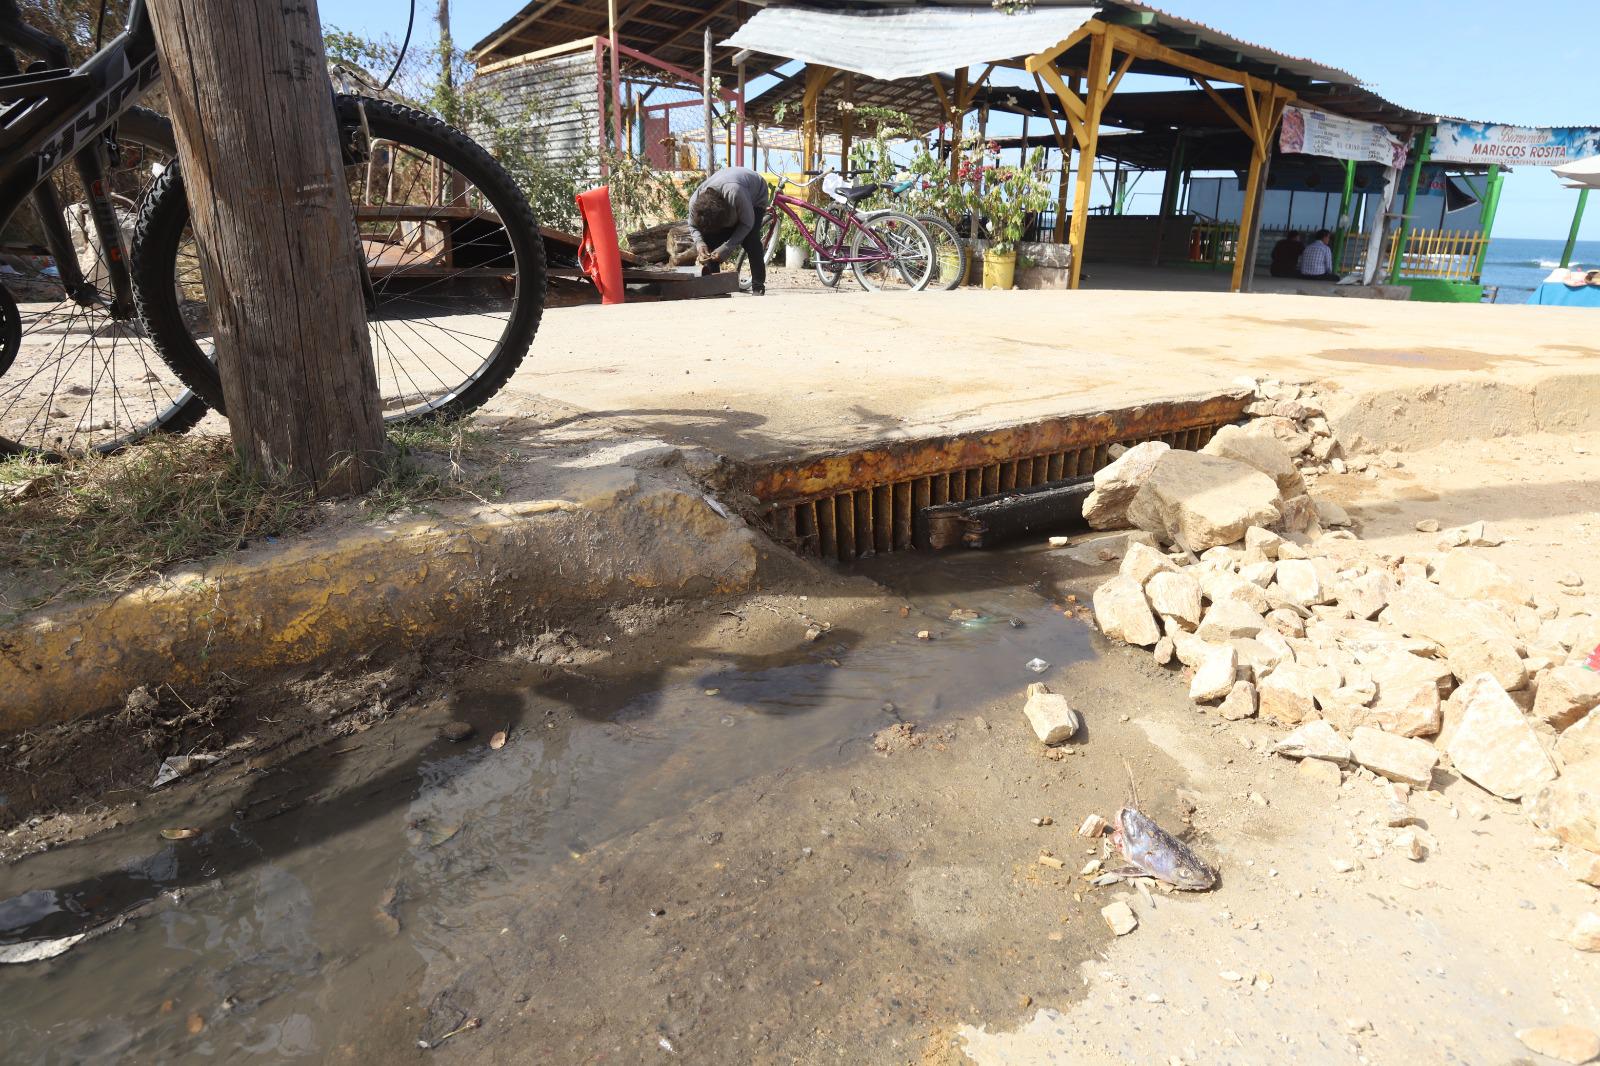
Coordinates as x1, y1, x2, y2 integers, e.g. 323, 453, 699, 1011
1279, 105, 1408, 168
1431, 121, 1600, 167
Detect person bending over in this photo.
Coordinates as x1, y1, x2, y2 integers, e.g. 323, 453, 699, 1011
687, 166, 770, 295
1297, 229, 1336, 281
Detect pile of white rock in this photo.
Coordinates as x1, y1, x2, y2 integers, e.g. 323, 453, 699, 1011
1084, 411, 1600, 895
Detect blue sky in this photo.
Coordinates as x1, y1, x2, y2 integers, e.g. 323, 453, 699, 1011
320, 0, 1599, 240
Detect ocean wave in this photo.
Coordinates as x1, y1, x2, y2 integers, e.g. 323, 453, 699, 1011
1491, 258, 1584, 269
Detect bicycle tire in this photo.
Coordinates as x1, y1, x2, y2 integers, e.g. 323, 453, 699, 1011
849, 212, 933, 292
812, 216, 847, 288
0, 106, 208, 457
730, 212, 780, 293
917, 214, 967, 291
131, 95, 546, 423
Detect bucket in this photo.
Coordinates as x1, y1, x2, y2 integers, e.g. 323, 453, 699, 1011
982, 248, 1017, 290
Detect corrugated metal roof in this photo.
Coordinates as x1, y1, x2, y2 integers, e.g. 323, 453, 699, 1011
721, 4, 1096, 82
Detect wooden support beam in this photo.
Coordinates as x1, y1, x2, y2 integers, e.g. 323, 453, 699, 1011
801, 64, 836, 198
1032, 63, 1086, 146
928, 74, 952, 122
1194, 78, 1252, 139
1024, 20, 1099, 75
1028, 72, 1072, 154
1104, 51, 1135, 99
1067, 32, 1112, 290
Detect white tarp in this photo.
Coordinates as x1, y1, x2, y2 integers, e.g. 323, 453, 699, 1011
721, 4, 1097, 82
1279, 105, 1408, 169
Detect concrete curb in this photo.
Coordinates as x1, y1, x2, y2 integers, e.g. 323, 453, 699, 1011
0, 469, 759, 734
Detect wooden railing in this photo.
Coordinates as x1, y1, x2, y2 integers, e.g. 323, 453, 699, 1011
1385, 228, 1491, 281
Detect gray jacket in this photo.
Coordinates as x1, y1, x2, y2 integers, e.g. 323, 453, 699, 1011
686, 167, 769, 259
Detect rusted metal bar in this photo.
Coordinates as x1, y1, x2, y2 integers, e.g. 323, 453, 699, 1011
924, 476, 1094, 551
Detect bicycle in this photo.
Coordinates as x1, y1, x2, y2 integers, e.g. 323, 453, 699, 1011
728, 173, 933, 293
813, 172, 967, 292
0, 0, 546, 456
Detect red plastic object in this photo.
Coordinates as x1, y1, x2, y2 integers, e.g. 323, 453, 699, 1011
576, 185, 625, 305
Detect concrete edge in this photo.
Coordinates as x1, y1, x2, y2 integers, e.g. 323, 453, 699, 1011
0, 470, 761, 734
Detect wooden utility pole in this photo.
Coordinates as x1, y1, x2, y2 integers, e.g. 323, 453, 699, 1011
148, 0, 384, 496
437, 0, 454, 105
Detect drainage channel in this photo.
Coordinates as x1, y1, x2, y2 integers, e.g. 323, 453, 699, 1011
738, 393, 1249, 561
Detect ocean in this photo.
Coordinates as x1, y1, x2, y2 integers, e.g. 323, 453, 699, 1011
1482, 236, 1599, 303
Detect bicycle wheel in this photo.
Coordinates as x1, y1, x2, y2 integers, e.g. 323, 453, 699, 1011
0, 107, 206, 456
812, 216, 847, 288
850, 212, 933, 292
918, 214, 967, 291
728, 214, 779, 293
132, 95, 546, 423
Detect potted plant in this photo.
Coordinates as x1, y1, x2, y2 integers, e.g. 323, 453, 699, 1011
960, 143, 1053, 289
905, 141, 968, 284
778, 214, 808, 270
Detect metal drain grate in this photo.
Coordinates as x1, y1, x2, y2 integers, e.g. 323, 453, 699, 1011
744, 395, 1247, 562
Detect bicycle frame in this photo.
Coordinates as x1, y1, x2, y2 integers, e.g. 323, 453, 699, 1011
763, 182, 894, 267
0, 0, 162, 315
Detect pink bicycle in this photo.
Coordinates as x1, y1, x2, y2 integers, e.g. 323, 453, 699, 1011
730, 173, 934, 292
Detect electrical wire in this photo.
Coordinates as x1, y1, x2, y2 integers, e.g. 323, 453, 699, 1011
381, 0, 415, 91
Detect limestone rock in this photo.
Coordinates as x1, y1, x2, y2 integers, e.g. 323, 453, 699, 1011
1258, 664, 1319, 725
1349, 726, 1438, 788
1152, 635, 1175, 666
1439, 521, 1504, 549
1445, 674, 1557, 800
1145, 570, 1203, 630
1445, 632, 1527, 692
1274, 494, 1319, 535
1022, 682, 1081, 745
1273, 720, 1352, 764
1275, 559, 1324, 607
1339, 571, 1392, 621
1252, 414, 1313, 456
1570, 912, 1600, 952
1201, 423, 1307, 498
1083, 441, 1170, 531
1560, 708, 1600, 766
1239, 560, 1276, 587
1126, 450, 1282, 553
1218, 680, 1257, 720
1170, 628, 1214, 669
1120, 541, 1177, 586
1533, 665, 1600, 731
1266, 608, 1306, 639
1298, 756, 1344, 789
1529, 758, 1600, 855
1361, 652, 1445, 738
1560, 847, 1600, 887
1244, 525, 1284, 562
1434, 550, 1532, 606
1199, 569, 1272, 615
1565, 616, 1600, 667
1514, 1025, 1600, 1065
1190, 645, 1239, 702
1093, 576, 1162, 647
1314, 498, 1352, 527
1196, 599, 1268, 643
1101, 901, 1138, 936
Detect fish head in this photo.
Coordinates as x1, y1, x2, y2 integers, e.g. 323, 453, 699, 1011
1115, 806, 1217, 891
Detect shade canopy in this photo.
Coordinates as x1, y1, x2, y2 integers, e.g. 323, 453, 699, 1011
1555, 155, 1600, 190
721, 4, 1096, 82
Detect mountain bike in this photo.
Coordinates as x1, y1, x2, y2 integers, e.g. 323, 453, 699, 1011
729, 173, 933, 293
813, 173, 967, 292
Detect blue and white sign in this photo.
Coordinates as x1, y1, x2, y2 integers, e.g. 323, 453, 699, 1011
1432, 121, 1600, 168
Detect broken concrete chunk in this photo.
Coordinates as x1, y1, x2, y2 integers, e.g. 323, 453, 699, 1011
1101, 901, 1138, 936
1438, 521, 1503, 550
1274, 559, 1324, 608
1570, 913, 1600, 952
1022, 682, 1081, 745
1362, 652, 1445, 738
1529, 758, 1600, 855
1200, 568, 1272, 615
1434, 551, 1533, 606
1444, 632, 1527, 693
1339, 571, 1392, 621
1119, 541, 1178, 586
1244, 525, 1284, 562
1446, 674, 1558, 801
1145, 570, 1203, 630
1218, 680, 1257, 720
1200, 422, 1307, 498
1125, 450, 1282, 553
1170, 628, 1213, 669
1559, 708, 1600, 766
1190, 645, 1239, 703
1348, 726, 1438, 788
1273, 719, 1351, 764
1093, 576, 1162, 647
1196, 599, 1268, 643
1534, 665, 1600, 731
1274, 494, 1319, 535
1415, 518, 1440, 533
1083, 441, 1171, 531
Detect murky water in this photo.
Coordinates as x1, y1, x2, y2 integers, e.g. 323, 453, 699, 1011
0, 547, 1095, 1063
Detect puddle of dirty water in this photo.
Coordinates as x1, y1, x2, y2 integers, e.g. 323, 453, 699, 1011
0, 546, 1098, 1064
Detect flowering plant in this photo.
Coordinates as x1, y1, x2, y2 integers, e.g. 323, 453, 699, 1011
959, 141, 1053, 253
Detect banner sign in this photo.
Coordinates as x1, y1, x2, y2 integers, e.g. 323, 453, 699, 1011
1431, 121, 1600, 168
1279, 105, 1408, 168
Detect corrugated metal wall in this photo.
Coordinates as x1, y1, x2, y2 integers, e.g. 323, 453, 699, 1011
472, 52, 601, 180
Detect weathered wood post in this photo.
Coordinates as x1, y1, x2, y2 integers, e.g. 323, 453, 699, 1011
147, 0, 385, 496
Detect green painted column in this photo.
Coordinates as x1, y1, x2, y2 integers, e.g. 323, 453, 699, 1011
1471, 164, 1505, 280
1561, 188, 1590, 269
1332, 159, 1356, 269
1390, 127, 1433, 284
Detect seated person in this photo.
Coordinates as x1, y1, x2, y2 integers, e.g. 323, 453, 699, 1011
1269, 231, 1304, 278
1297, 229, 1336, 281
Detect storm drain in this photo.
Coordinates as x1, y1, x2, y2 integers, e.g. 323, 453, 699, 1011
743, 394, 1248, 562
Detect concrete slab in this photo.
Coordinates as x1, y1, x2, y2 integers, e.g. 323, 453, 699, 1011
486, 289, 1600, 463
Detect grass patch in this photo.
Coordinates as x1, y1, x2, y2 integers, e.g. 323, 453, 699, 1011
0, 421, 510, 611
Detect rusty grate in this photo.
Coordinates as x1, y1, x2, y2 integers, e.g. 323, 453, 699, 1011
742, 395, 1247, 563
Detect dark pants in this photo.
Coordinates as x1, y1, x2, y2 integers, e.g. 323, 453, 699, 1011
701, 225, 767, 293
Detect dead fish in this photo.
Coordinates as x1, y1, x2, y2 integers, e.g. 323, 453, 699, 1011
1104, 762, 1217, 891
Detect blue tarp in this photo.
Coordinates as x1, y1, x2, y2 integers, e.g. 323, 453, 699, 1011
1528, 282, 1600, 307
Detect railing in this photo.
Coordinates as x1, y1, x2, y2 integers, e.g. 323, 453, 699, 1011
1384, 228, 1490, 281
1187, 221, 1240, 266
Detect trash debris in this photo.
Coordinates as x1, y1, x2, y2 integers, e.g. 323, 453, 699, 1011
160, 827, 201, 841
659, 1036, 678, 1055
1031, 815, 1053, 827
152, 753, 219, 788
1024, 657, 1050, 673
701, 494, 730, 519
1037, 853, 1065, 869
0, 913, 130, 965
916, 630, 932, 641
1078, 814, 1108, 838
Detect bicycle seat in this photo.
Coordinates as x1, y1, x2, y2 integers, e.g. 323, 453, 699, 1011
834, 183, 880, 203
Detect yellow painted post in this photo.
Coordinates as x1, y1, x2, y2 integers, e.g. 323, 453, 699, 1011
1229, 81, 1268, 293
1068, 35, 1111, 289
800, 65, 835, 202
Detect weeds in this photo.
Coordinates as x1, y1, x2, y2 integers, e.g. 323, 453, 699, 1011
0, 421, 510, 610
